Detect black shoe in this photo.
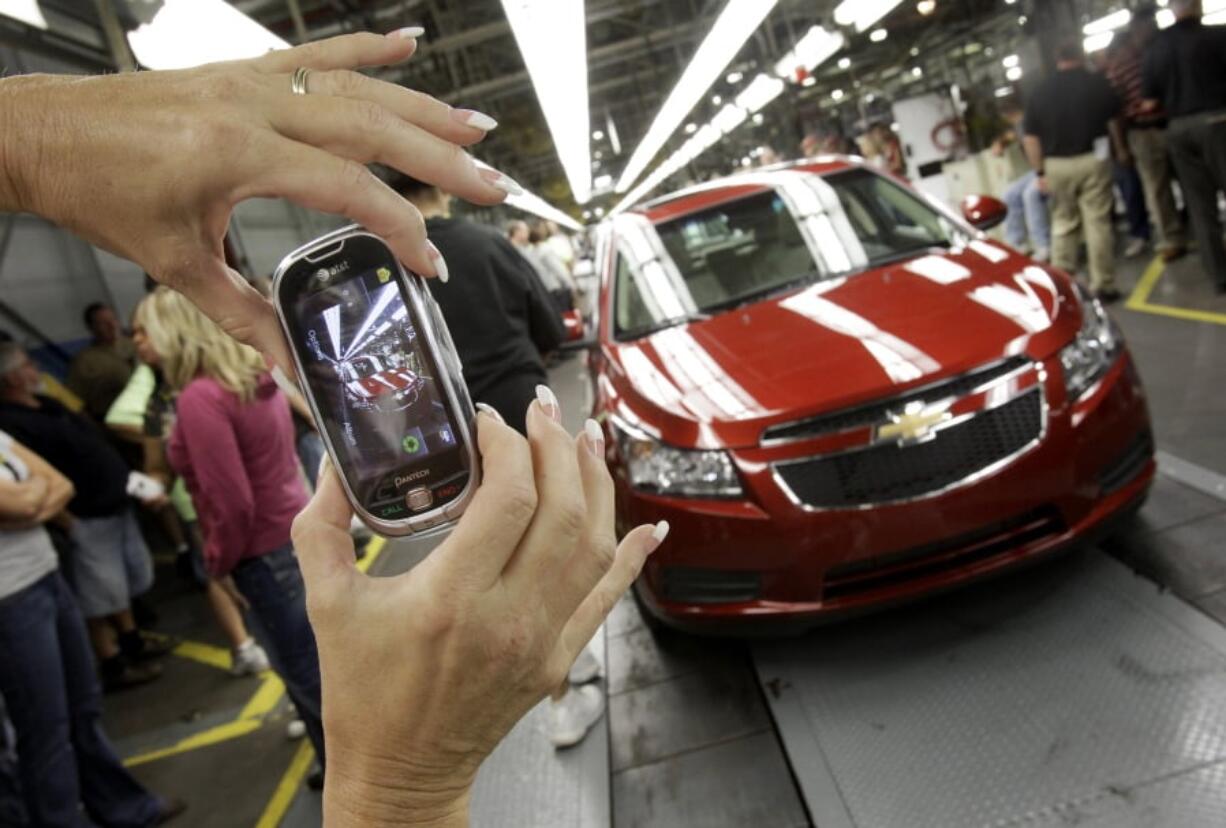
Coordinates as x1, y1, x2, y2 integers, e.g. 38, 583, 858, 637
1094, 288, 1122, 305
102, 658, 162, 693
154, 797, 187, 824
120, 630, 178, 662
306, 766, 325, 791
131, 596, 159, 628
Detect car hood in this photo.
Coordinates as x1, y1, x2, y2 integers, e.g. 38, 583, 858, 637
606, 241, 1082, 449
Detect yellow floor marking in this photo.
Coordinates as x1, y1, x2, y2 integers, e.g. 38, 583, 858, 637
254, 742, 316, 828
1126, 255, 1226, 326
124, 719, 263, 767
123, 535, 390, 776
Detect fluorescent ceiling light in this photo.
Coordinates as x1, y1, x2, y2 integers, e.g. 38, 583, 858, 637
869, 28, 889, 42
834, 0, 904, 32
1002, 54, 1019, 68
734, 74, 785, 112
1083, 9, 1130, 35
503, 186, 584, 231
0, 0, 47, 29
710, 103, 748, 133
1157, 8, 1175, 27
615, 0, 780, 193
774, 26, 845, 79
128, 0, 287, 69
502, 0, 591, 204
1083, 31, 1114, 53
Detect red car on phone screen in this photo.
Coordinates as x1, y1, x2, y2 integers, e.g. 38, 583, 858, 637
592, 158, 1153, 633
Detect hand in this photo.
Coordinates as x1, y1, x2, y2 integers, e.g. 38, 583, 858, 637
292, 401, 667, 827
141, 493, 170, 510
1036, 175, 1050, 196
0, 32, 518, 371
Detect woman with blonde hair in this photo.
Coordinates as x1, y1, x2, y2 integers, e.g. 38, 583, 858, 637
132, 287, 325, 779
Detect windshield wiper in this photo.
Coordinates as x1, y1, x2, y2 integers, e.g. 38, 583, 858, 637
627, 312, 712, 339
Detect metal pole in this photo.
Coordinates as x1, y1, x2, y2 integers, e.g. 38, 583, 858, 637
91, 0, 136, 72
286, 0, 309, 44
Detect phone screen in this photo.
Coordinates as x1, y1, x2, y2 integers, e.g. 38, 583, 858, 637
282, 241, 469, 522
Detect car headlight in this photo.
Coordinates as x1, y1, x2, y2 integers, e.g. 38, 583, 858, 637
613, 419, 743, 498
1060, 284, 1122, 401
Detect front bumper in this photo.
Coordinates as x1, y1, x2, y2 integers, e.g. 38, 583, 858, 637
616, 352, 1154, 634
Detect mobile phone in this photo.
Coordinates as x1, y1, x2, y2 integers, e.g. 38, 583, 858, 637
272, 226, 479, 536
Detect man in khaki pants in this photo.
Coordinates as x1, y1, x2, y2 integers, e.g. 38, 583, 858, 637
1106, 5, 1187, 263
1023, 40, 1126, 302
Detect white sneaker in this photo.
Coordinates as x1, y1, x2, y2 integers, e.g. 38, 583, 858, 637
231, 639, 270, 676
568, 647, 603, 685
547, 685, 605, 749
286, 719, 307, 740
1124, 237, 1148, 258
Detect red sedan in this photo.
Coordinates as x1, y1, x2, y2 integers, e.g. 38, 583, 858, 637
592, 158, 1153, 633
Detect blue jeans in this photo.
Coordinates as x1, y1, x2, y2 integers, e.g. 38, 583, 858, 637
1114, 162, 1151, 241
1003, 170, 1051, 251
0, 573, 161, 827
231, 544, 325, 764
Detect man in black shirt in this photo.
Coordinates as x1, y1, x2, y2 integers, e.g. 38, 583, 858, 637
1024, 40, 1126, 302
0, 343, 171, 690
1143, 0, 1226, 291
388, 176, 565, 435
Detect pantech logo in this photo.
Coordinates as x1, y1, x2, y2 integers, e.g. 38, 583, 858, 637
395, 469, 431, 488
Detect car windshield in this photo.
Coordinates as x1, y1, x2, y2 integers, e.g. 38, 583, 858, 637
613, 168, 964, 340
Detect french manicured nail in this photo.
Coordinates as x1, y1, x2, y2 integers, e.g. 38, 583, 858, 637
535, 384, 560, 422
584, 418, 604, 455
387, 26, 425, 39
453, 108, 498, 131
478, 168, 524, 196
651, 521, 670, 546
475, 403, 504, 424
426, 241, 449, 283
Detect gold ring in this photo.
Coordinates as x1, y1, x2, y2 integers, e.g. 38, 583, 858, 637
290, 66, 311, 96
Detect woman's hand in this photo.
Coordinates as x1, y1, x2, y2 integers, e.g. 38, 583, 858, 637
292, 400, 667, 827
0, 31, 518, 371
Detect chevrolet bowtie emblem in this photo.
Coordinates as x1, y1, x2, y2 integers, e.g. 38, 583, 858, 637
876, 400, 953, 445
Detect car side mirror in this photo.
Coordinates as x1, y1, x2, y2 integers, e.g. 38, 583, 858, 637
961, 194, 1008, 232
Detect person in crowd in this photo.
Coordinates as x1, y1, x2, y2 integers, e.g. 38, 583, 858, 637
530, 220, 580, 313
0, 342, 174, 691
132, 287, 327, 786
106, 346, 272, 678
870, 122, 907, 178
1143, 0, 1226, 292
1105, 5, 1187, 263
994, 99, 1051, 261
391, 175, 565, 435
0, 31, 664, 823
1023, 39, 1126, 302
544, 220, 576, 272
66, 302, 137, 421
507, 219, 567, 304
0, 431, 185, 826
1113, 158, 1152, 259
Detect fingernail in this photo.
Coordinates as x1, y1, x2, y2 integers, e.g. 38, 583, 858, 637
475, 402, 504, 424
584, 418, 603, 455
478, 168, 524, 197
387, 26, 425, 39
453, 108, 498, 131
535, 384, 560, 422
651, 521, 670, 545
426, 241, 449, 283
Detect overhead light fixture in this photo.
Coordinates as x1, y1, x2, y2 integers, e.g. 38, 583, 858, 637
1005, 65, 1023, 81
838, 57, 852, 69
831, 88, 845, 100
726, 70, 744, 84
1157, 8, 1176, 27
911, 66, 923, 78
502, 183, 584, 231
1083, 9, 1131, 36
774, 26, 845, 79
684, 122, 698, 134
994, 86, 1013, 97
593, 129, 604, 141
869, 28, 889, 42
502, 0, 591, 204
0, 0, 47, 29
734, 73, 785, 112
712, 94, 723, 105
127, 0, 287, 69
606, 113, 622, 155
711, 103, 748, 134
1083, 31, 1114, 53
594, 173, 613, 189
834, 0, 904, 32
614, 0, 781, 193
1002, 54, 1019, 68
752, 112, 765, 124
916, 0, 936, 15
802, 76, 818, 87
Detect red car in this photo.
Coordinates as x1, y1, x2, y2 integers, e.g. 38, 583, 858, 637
340, 355, 423, 411
593, 158, 1153, 633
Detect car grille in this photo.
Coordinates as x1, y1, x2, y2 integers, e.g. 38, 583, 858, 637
774, 387, 1044, 508
762, 356, 1031, 443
